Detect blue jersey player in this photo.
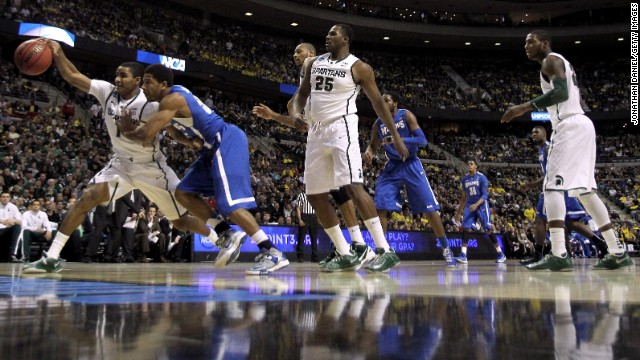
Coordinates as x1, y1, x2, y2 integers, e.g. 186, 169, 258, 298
520, 126, 607, 266
454, 160, 506, 263
119, 64, 289, 275
364, 93, 455, 267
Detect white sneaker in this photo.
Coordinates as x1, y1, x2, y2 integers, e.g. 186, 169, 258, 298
246, 248, 290, 275
213, 229, 247, 268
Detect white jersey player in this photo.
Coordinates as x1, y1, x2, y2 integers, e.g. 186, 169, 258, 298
501, 29, 632, 271
289, 24, 408, 273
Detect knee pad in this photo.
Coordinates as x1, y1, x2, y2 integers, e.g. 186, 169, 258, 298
329, 187, 351, 206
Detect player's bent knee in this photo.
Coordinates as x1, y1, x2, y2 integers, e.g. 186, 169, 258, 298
174, 189, 193, 203
171, 216, 189, 231
77, 185, 109, 210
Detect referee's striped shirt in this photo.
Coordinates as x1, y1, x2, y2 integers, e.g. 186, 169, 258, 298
296, 192, 315, 215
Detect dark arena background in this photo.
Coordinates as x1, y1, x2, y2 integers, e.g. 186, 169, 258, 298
0, 1, 638, 359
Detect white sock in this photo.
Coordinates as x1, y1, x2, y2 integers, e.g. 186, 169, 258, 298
207, 229, 219, 244
601, 229, 625, 255
550, 228, 567, 256
348, 225, 365, 244
461, 246, 467, 255
251, 229, 268, 244
364, 217, 390, 251
326, 225, 351, 255
577, 192, 624, 254
47, 233, 70, 259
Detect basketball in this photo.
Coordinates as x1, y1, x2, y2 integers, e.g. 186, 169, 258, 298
14, 38, 52, 76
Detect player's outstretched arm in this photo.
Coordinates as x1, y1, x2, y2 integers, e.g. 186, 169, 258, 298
44, 40, 91, 93
355, 61, 409, 160
252, 103, 308, 132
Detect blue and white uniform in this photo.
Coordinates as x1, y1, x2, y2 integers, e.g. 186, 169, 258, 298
169, 85, 256, 216
373, 109, 439, 213
535, 140, 587, 221
460, 172, 491, 231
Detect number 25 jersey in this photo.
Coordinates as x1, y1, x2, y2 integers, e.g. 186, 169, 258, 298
307, 53, 360, 124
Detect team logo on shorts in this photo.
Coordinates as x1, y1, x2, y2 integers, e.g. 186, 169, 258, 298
555, 175, 564, 186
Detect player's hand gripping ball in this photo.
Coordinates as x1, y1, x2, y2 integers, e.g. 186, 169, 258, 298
14, 38, 52, 76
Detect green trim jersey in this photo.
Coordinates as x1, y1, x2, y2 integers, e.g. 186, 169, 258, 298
308, 53, 360, 123
89, 80, 162, 162
540, 52, 584, 129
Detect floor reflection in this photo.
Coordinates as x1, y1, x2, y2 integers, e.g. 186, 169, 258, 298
0, 269, 638, 359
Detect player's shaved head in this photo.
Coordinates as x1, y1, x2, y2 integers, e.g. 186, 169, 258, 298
298, 43, 316, 55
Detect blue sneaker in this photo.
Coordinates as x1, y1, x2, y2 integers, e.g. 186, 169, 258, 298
213, 229, 247, 268
443, 248, 456, 268
454, 253, 468, 264
246, 248, 290, 275
496, 252, 507, 263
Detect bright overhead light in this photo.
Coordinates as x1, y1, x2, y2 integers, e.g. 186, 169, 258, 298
574, 40, 581, 44
618, 37, 624, 41
245, 12, 253, 16
291, 22, 298, 26
424, 40, 430, 43
383, 36, 390, 40
495, 42, 501, 46
465, 42, 471, 45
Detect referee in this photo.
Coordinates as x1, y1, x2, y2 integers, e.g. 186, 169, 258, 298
296, 190, 319, 262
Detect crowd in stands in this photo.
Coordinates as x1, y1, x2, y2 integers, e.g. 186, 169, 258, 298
598, 166, 640, 222
434, 131, 640, 164
456, 58, 630, 113
3, 0, 630, 113
292, 0, 627, 27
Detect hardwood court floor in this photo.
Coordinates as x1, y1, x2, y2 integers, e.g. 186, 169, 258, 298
0, 259, 638, 359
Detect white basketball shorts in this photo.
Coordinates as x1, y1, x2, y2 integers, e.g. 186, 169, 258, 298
304, 114, 363, 195
544, 114, 597, 196
90, 157, 187, 220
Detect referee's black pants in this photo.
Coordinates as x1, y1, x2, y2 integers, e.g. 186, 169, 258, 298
297, 213, 319, 261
